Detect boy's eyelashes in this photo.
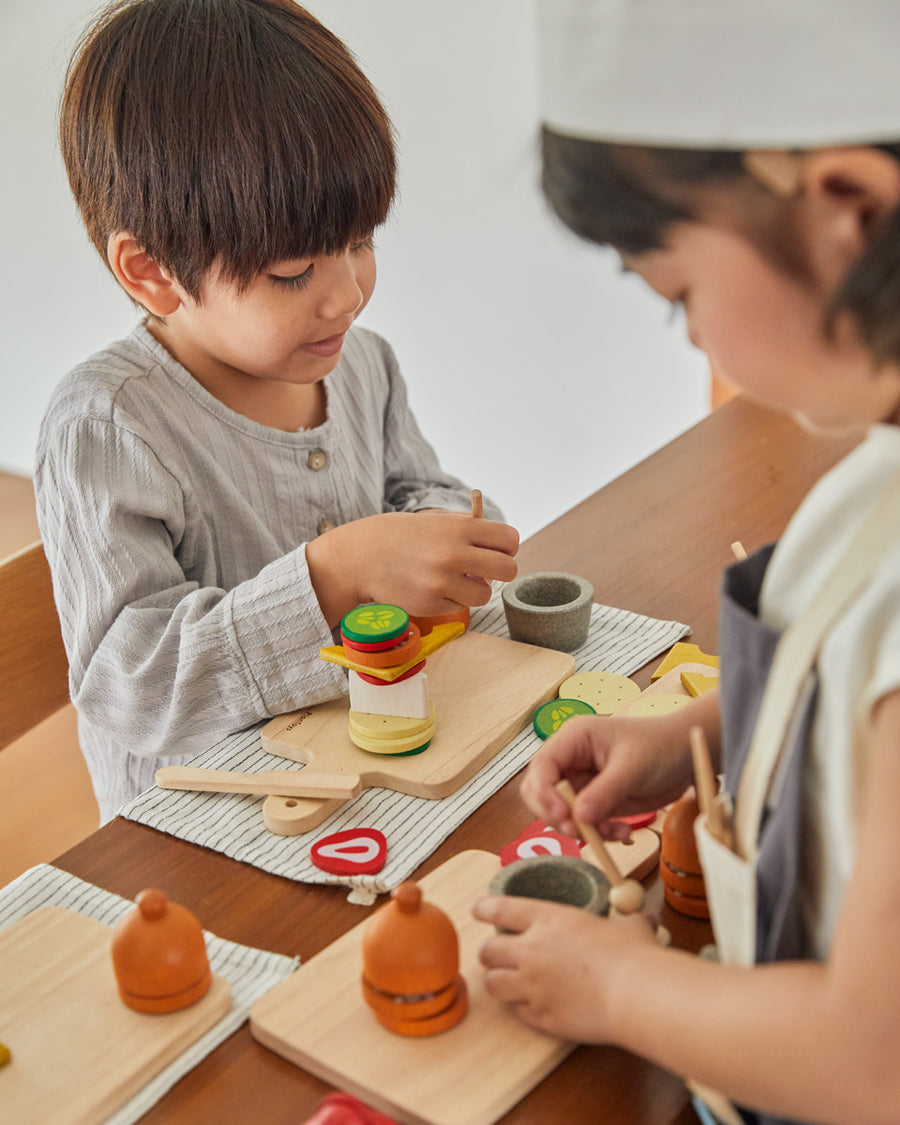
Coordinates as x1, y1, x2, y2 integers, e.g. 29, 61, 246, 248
269, 264, 314, 290
267, 237, 376, 290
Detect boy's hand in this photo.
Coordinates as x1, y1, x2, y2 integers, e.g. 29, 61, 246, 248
520, 709, 706, 842
306, 510, 519, 627
474, 895, 657, 1042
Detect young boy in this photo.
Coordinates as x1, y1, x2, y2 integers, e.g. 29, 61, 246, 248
475, 4, 900, 1125
39, 0, 518, 823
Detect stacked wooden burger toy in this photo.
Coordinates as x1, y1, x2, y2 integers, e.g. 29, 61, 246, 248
319, 603, 469, 756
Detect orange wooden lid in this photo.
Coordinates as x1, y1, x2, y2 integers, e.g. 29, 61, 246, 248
361, 882, 459, 998
111, 888, 211, 1013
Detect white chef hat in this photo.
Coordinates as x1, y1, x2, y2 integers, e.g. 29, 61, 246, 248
539, 0, 900, 149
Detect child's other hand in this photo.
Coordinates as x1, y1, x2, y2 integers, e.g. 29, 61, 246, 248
307, 510, 519, 626
520, 713, 695, 842
474, 895, 656, 1042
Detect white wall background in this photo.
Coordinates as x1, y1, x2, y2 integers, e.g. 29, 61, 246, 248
0, 1, 708, 542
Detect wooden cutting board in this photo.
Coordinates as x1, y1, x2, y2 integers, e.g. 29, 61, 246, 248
261, 632, 575, 834
0, 906, 232, 1125
250, 849, 575, 1125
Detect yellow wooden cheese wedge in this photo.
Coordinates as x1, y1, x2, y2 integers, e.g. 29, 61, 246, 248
651, 642, 719, 681
320, 621, 464, 680
680, 671, 720, 698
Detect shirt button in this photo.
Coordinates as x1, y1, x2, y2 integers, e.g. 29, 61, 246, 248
317, 518, 337, 535
307, 449, 327, 471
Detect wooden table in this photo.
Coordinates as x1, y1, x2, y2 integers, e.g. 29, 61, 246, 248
52, 396, 859, 1125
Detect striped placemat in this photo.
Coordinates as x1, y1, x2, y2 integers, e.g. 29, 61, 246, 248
121, 591, 689, 900
0, 863, 297, 1124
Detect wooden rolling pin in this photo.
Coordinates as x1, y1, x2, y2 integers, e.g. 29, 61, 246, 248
155, 766, 361, 799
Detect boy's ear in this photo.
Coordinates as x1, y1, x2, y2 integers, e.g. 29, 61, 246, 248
107, 233, 183, 316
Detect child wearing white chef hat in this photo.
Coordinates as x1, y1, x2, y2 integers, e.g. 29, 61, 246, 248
475, 4, 900, 1125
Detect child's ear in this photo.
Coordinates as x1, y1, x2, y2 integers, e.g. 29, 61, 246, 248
801, 147, 900, 246
746, 147, 900, 248
106, 233, 183, 316
746, 147, 900, 289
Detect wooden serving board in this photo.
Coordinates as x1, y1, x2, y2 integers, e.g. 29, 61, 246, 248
261, 631, 575, 834
250, 849, 575, 1125
0, 906, 232, 1125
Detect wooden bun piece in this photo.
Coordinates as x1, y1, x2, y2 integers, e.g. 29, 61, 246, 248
361, 881, 467, 1036
660, 793, 709, 919
111, 888, 212, 1013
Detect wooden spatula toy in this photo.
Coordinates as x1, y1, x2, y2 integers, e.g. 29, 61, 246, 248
155, 766, 361, 800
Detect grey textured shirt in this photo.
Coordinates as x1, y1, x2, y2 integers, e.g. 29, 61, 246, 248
35, 322, 496, 822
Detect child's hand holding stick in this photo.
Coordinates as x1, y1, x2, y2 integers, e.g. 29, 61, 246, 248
689, 726, 733, 850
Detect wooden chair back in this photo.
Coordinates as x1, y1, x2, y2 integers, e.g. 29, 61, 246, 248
0, 541, 70, 751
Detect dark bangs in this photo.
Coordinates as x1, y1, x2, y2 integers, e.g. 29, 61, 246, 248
61, 0, 396, 298
541, 129, 744, 254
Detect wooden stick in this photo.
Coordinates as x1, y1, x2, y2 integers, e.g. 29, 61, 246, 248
730, 540, 747, 561
556, 779, 624, 887
155, 766, 361, 800
470, 489, 483, 520
688, 726, 733, 849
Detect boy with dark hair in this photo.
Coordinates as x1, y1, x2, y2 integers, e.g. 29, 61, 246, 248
40, 0, 518, 822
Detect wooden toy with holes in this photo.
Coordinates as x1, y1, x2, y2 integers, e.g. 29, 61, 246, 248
259, 630, 575, 834
0, 905, 231, 1125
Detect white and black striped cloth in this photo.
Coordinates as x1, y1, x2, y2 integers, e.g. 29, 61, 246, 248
121, 592, 689, 900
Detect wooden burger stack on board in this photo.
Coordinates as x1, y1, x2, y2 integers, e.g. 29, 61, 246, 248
319, 603, 465, 756
318, 489, 482, 757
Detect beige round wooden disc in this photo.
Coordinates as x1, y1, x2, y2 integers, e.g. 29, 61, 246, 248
348, 705, 435, 739
558, 670, 640, 715
627, 693, 692, 717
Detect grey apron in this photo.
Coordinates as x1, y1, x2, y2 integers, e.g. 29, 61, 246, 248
717, 545, 817, 1125
693, 469, 900, 1125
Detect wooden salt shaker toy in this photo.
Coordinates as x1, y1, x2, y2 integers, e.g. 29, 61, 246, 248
361, 881, 467, 1036
111, 888, 212, 1013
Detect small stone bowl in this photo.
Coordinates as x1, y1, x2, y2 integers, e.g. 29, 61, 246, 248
487, 855, 610, 922
501, 571, 594, 652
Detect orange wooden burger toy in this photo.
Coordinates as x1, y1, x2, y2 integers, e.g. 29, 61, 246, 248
659, 793, 710, 918
361, 881, 468, 1036
111, 888, 212, 1013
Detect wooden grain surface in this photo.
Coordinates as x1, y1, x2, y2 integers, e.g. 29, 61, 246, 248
0, 906, 231, 1125
50, 398, 859, 1125
261, 632, 575, 832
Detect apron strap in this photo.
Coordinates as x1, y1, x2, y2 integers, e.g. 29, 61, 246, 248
735, 467, 900, 860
